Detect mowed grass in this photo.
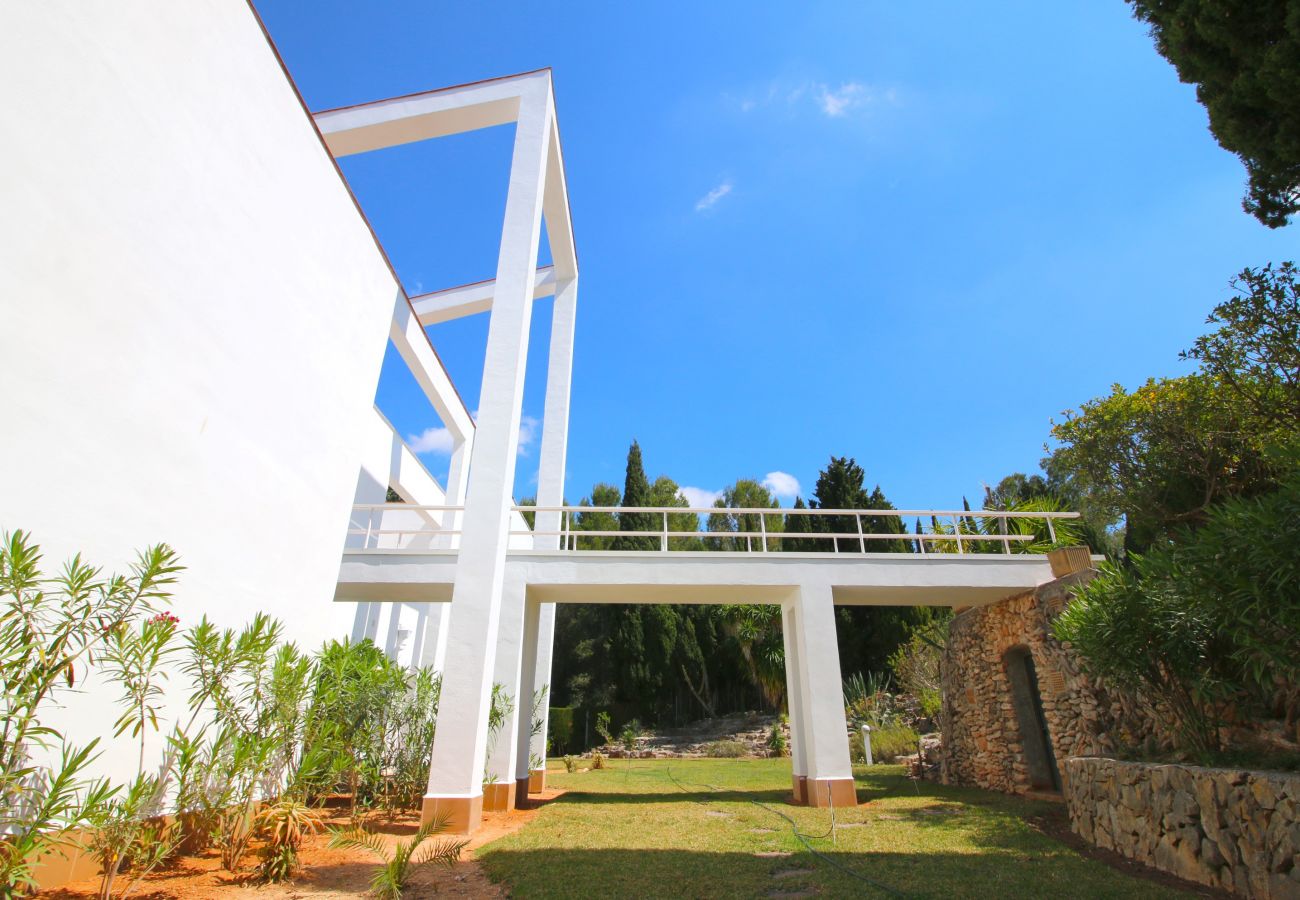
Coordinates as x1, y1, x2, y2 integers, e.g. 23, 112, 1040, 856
477, 759, 1192, 899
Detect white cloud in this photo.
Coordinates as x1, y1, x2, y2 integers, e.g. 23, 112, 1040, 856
694, 180, 733, 213
516, 415, 540, 457
407, 413, 539, 457
762, 471, 802, 500
735, 79, 896, 119
679, 486, 723, 509
817, 82, 866, 118
407, 426, 454, 455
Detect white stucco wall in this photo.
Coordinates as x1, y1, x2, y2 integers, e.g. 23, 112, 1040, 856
0, 1, 400, 780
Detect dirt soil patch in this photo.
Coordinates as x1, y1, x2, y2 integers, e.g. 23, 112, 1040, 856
48, 790, 566, 899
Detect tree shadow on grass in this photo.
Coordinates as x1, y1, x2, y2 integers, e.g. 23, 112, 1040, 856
475, 847, 1186, 900
550, 787, 796, 806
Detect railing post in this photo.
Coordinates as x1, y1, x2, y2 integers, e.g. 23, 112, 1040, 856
953, 514, 964, 554
661, 511, 669, 552
856, 513, 866, 554
365, 507, 375, 549
1046, 516, 1057, 545
564, 508, 571, 550
760, 513, 768, 552
999, 514, 1011, 555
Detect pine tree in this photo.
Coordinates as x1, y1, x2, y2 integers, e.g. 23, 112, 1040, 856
1128, 0, 1300, 227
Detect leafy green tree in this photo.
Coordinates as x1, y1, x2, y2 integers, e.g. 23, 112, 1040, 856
649, 475, 701, 550
1127, 1, 1300, 226
706, 479, 784, 551
982, 473, 1055, 511
1182, 261, 1300, 429
1046, 374, 1277, 550
572, 483, 620, 550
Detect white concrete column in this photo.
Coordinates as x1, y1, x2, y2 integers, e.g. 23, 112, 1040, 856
383, 602, 403, 660
526, 601, 556, 771
423, 77, 553, 834
790, 584, 856, 807
352, 602, 381, 643
513, 596, 555, 804
520, 272, 577, 786
483, 571, 527, 810
408, 604, 430, 669
781, 597, 810, 803
419, 435, 473, 672
419, 605, 450, 670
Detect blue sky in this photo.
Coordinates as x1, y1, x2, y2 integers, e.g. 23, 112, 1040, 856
257, 0, 1295, 510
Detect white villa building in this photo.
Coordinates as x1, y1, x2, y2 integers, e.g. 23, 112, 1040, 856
2, 1, 1076, 838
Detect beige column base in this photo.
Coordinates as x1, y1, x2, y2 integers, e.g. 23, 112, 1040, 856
791, 774, 808, 805
421, 794, 483, 835
528, 768, 546, 793
804, 777, 858, 808
482, 782, 516, 812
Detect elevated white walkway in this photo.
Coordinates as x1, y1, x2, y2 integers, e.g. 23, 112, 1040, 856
336, 549, 1061, 608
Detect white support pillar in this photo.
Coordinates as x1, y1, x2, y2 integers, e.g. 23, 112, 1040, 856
420, 434, 473, 673
408, 604, 430, 670
352, 602, 381, 644
483, 572, 527, 811
781, 597, 810, 804
526, 602, 555, 782
422, 76, 553, 835
518, 272, 578, 793
513, 596, 553, 804
789, 584, 857, 807
383, 602, 404, 661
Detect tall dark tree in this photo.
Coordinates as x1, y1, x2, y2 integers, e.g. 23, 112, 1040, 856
1128, 0, 1300, 226
613, 441, 657, 551
808, 456, 920, 677
809, 457, 907, 553
782, 497, 819, 552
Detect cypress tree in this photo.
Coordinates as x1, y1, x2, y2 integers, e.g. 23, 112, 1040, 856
613, 441, 657, 551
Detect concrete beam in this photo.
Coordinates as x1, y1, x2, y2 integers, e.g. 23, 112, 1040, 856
313, 70, 553, 157
410, 266, 556, 326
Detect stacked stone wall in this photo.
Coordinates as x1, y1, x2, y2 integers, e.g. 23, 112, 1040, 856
938, 571, 1158, 793
1065, 757, 1300, 897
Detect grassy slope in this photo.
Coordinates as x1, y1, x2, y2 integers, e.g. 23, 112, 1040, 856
478, 759, 1192, 899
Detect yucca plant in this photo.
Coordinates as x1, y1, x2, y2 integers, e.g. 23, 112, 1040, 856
254, 798, 322, 883
328, 819, 467, 899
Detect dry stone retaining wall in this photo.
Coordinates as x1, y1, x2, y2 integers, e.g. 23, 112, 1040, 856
938, 571, 1163, 793
1065, 757, 1300, 898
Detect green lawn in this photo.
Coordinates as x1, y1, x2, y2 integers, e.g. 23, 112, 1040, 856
477, 759, 1191, 899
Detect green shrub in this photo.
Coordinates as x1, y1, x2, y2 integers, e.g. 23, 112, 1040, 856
851, 724, 919, 763
1055, 466, 1300, 755
619, 719, 642, 752
702, 740, 748, 758
766, 723, 787, 756
548, 706, 574, 754
563, 755, 577, 774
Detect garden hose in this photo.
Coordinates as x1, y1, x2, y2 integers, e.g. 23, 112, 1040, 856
655, 764, 906, 898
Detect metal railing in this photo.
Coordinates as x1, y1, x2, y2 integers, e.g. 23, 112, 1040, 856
347, 503, 1079, 556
